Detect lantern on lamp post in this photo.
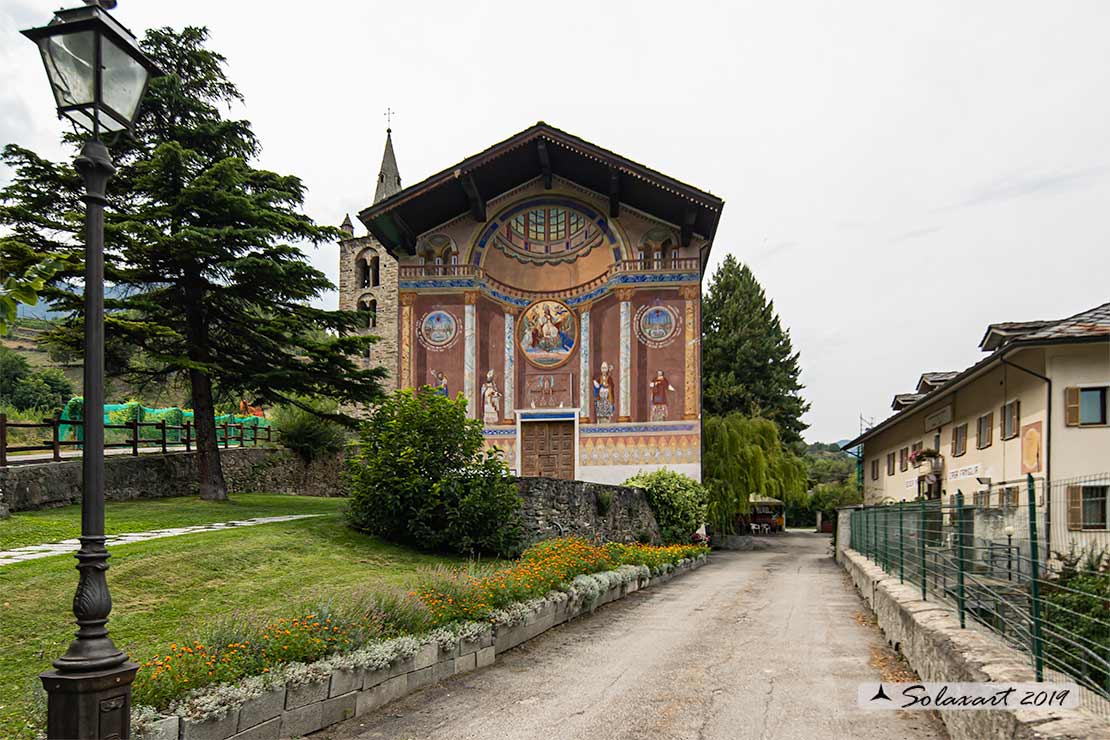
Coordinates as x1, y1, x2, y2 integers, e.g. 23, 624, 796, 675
21, 2, 161, 738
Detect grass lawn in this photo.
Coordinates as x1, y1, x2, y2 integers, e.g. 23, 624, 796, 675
0, 493, 345, 550
0, 504, 466, 739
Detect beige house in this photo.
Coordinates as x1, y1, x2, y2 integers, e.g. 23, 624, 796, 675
843, 301, 1110, 550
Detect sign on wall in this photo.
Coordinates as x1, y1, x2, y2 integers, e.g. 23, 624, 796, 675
924, 405, 953, 432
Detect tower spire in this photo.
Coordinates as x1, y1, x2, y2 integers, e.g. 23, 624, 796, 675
373, 119, 402, 204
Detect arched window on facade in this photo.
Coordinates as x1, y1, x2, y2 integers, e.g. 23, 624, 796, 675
640, 228, 676, 272
357, 297, 377, 330
370, 256, 380, 287
357, 257, 370, 288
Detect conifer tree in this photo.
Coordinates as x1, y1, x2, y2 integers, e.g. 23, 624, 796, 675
701, 255, 809, 444
0, 27, 384, 499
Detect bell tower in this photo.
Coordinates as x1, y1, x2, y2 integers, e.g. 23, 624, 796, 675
338, 128, 402, 390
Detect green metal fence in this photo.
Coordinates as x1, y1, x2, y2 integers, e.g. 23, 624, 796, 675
849, 474, 1110, 716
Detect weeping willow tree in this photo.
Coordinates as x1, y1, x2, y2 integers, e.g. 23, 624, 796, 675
703, 414, 808, 535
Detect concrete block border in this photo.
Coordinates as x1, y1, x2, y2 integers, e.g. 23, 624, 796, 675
135, 555, 707, 740
837, 547, 1110, 740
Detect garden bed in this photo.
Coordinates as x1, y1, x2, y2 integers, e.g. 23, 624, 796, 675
134, 551, 708, 740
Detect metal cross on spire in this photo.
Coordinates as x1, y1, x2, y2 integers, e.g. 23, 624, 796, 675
384, 107, 394, 132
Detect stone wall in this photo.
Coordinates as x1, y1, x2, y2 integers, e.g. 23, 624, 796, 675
0, 448, 347, 513
515, 477, 660, 545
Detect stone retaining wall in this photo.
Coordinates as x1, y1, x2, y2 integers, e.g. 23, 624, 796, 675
837, 545, 1110, 739
0, 448, 345, 512
138, 556, 708, 740
515, 477, 661, 545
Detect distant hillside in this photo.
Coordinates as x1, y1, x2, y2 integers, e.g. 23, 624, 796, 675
802, 440, 857, 486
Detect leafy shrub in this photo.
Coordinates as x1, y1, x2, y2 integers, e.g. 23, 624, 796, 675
433, 452, 523, 556
346, 388, 522, 556
10, 376, 55, 411
0, 348, 74, 411
108, 400, 144, 425
270, 397, 348, 462
0, 346, 30, 399
35, 367, 73, 406
624, 469, 708, 544
1043, 547, 1109, 691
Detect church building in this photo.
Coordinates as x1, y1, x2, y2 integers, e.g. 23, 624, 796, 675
339, 123, 724, 484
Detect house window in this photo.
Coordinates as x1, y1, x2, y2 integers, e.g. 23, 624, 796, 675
871, 459, 879, 481
1001, 400, 1020, 440
974, 490, 990, 509
899, 447, 909, 472
951, 424, 968, 457
370, 255, 380, 287
976, 412, 993, 449
886, 452, 896, 476
1069, 485, 1109, 530
1080, 388, 1108, 425
999, 486, 1019, 509
933, 432, 941, 451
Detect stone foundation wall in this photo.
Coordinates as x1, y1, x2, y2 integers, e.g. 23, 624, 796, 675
515, 477, 661, 545
0, 448, 347, 513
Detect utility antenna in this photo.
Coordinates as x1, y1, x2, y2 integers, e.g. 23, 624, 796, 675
384, 107, 395, 132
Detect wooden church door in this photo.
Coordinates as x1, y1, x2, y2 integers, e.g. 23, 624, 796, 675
521, 421, 575, 479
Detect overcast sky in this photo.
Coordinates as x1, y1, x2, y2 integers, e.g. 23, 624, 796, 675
4, 1, 1109, 443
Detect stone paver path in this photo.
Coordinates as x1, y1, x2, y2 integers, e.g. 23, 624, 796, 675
0, 514, 323, 567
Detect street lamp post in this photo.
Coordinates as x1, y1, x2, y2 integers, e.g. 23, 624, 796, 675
21, 3, 160, 738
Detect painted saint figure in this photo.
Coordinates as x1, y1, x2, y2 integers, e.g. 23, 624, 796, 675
649, 370, 676, 421
430, 370, 448, 397
593, 361, 615, 422
481, 369, 502, 424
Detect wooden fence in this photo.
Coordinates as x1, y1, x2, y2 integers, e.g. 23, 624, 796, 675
0, 414, 275, 466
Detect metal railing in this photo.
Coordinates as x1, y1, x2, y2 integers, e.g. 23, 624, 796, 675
849, 474, 1110, 716
0, 413, 275, 466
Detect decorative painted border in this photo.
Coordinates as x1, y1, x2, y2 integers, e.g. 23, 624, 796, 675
580, 422, 698, 435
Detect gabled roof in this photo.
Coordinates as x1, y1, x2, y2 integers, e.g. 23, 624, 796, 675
892, 393, 925, 411
915, 371, 958, 393
978, 320, 1054, 351
843, 299, 1110, 451
1019, 301, 1110, 342
358, 122, 725, 262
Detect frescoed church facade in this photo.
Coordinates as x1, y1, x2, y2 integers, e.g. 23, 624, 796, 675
339, 123, 724, 484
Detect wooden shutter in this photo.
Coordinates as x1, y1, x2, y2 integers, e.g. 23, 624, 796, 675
1067, 486, 1083, 530
1065, 387, 1081, 426
984, 412, 993, 446
1010, 400, 1020, 437
950, 428, 957, 455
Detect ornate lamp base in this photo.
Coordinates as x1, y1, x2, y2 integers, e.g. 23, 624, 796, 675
41, 662, 138, 740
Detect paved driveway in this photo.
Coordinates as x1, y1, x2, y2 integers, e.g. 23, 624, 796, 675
317, 532, 946, 740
